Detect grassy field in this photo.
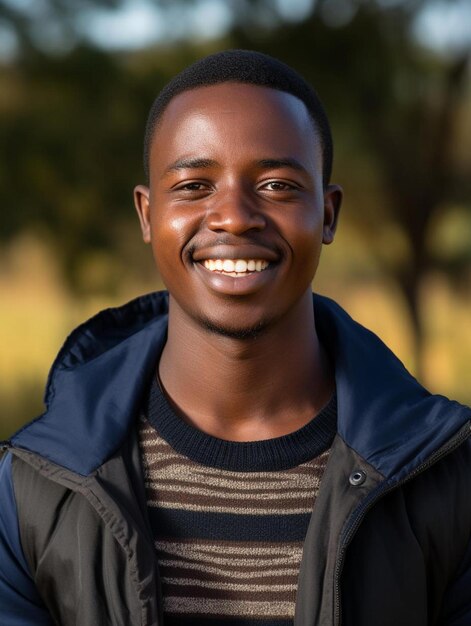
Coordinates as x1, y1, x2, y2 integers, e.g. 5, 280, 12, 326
1, 234, 470, 440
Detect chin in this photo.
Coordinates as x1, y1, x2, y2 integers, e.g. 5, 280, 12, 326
199, 316, 270, 340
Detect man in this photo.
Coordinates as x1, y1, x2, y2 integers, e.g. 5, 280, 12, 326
0, 49, 470, 626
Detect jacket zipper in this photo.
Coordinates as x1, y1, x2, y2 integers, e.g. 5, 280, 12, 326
333, 421, 471, 626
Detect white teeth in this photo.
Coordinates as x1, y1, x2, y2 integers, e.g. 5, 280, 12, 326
202, 259, 269, 274
235, 259, 247, 272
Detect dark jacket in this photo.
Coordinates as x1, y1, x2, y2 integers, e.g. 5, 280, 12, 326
1, 291, 470, 626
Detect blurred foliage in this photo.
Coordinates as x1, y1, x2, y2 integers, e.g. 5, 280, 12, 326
0, 0, 121, 54
0, 0, 466, 52
0, 44, 160, 291
0, 0, 470, 373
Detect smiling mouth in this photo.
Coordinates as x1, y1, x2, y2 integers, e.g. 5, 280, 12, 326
202, 258, 270, 277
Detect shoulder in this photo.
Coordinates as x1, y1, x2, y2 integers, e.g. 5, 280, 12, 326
0, 452, 53, 622
402, 432, 471, 520
0, 452, 24, 551
4, 453, 78, 576
391, 434, 471, 585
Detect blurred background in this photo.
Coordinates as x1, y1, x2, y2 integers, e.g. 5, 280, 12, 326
0, 0, 470, 438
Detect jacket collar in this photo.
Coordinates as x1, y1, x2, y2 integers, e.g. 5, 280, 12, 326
11, 291, 470, 479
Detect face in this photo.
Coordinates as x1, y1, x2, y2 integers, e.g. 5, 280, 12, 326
134, 82, 342, 338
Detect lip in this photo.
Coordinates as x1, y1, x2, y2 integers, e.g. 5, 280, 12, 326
193, 258, 277, 296
191, 244, 280, 264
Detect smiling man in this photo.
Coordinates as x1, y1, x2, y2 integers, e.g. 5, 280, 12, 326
1, 50, 471, 626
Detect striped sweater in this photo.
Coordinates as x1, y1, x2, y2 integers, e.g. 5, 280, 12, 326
139, 378, 337, 626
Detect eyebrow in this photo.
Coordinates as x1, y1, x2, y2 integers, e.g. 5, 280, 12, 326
162, 156, 308, 178
163, 158, 218, 177
257, 158, 307, 174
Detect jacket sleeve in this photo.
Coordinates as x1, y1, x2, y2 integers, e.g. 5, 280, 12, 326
0, 452, 54, 625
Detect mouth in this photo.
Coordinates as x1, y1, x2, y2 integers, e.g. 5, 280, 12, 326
190, 244, 280, 295
201, 258, 270, 277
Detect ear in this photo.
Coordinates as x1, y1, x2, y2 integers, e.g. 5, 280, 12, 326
134, 185, 151, 243
322, 184, 342, 245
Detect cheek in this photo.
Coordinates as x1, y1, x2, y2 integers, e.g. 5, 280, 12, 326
149, 207, 199, 273
164, 212, 196, 237
285, 211, 324, 257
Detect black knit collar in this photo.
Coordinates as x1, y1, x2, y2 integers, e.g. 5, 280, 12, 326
145, 377, 337, 472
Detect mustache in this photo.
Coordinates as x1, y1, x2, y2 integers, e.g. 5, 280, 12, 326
187, 235, 282, 258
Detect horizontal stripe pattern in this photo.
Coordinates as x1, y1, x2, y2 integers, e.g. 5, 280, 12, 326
141, 426, 327, 516
139, 382, 336, 625
157, 539, 302, 613
165, 596, 294, 618
164, 618, 292, 626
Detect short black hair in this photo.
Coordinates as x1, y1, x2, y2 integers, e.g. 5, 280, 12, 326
143, 49, 333, 187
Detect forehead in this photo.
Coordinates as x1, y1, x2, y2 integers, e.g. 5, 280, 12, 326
149, 83, 320, 170
161, 81, 311, 120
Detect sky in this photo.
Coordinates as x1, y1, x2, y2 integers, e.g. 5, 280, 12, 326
0, 0, 470, 59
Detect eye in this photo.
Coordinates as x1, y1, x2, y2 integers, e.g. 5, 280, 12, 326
171, 180, 213, 198
178, 182, 207, 191
260, 180, 299, 192
266, 181, 290, 191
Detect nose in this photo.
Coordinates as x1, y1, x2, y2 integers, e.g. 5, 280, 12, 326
205, 186, 266, 235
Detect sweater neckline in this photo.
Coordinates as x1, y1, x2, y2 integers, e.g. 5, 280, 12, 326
145, 377, 337, 472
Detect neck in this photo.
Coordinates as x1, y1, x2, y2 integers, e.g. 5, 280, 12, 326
158, 292, 334, 441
